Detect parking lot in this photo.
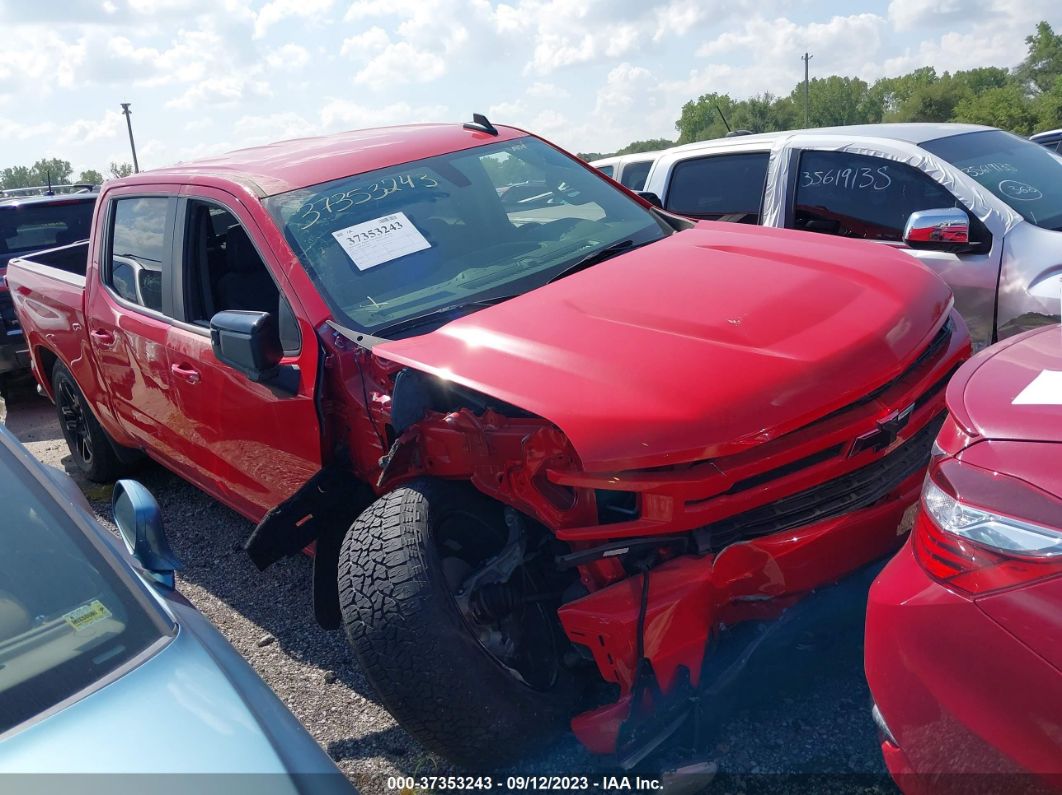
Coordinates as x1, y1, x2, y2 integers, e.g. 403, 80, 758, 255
4, 382, 900, 795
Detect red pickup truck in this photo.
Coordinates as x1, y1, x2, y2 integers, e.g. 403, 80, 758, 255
7, 118, 970, 766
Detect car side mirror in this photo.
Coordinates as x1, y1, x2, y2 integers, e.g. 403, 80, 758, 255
637, 191, 662, 208
903, 208, 971, 252
112, 480, 180, 588
210, 310, 283, 382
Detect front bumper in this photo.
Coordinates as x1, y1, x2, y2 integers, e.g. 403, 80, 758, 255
865, 541, 1062, 793
562, 468, 921, 755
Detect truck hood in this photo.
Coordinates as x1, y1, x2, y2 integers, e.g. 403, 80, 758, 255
951, 325, 1062, 444
373, 223, 953, 471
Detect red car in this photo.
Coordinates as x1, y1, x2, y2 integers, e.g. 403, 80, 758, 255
8, 118, 969, 765
866, 324, 1062, 794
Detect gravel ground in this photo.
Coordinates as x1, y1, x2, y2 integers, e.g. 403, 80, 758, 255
4, 384, 901, 795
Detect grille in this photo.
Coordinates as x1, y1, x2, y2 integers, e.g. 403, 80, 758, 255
692, 413, 945, 553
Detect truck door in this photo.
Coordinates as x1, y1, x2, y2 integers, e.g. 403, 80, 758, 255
84, 191, 189, 463
161, 188, 321, 522
783, 149, 1002, 349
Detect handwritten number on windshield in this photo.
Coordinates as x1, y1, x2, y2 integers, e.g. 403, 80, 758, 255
297, 173, 441, 230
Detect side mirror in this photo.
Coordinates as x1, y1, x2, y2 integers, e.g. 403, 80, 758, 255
637, 191, 662, 208
903, 208, 971, 252
112, 480, 180, 588
210, 310, 283, 383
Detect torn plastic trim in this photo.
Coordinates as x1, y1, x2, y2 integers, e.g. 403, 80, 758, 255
326, 319, 389, 351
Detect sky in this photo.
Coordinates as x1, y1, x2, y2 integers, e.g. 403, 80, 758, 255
0, 0, 1059, 175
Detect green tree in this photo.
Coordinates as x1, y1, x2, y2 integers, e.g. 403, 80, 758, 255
1035, 75, 1062, 130
77, 169, 105, 185
109, 161, 135, 179
614, 138, 674, 155
29, 158, 73, 187
676, 92, 738, 143
1015, 21, 1062, 94
0, 165, 34, 189
794, 76, 876, 127
953, 84, 1038, 135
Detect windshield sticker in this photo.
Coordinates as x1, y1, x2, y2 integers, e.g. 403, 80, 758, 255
800, 166, 891, 191
1012, 370, 1062, 405
998, 180, 1043, 202
296, 173, 441, 231
63, 599, 112, 632
332, 212, 431, 271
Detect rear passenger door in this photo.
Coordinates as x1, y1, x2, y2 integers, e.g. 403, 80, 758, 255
662, 152, 770, 223
784, 149, 1001, 348
85, 191, 188, 464
163, 187, 321, 521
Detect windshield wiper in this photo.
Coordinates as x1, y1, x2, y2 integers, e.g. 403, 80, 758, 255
546, 238, 649, 284
370, 294, 517, 339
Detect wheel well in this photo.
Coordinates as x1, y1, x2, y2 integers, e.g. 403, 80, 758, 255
35, 347, 59, 398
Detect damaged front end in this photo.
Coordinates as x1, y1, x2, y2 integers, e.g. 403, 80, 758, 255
307, 312, 968, 761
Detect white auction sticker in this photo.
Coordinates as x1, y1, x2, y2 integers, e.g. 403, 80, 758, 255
1012, 370, 1062, 405
332, 212, 431, 271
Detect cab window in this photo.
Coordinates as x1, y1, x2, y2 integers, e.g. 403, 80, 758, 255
619, 160, 653, 190
180, 200, 300, 354
792, 151, 961, 242
664, 152, 769, 223
106, 197, 174, 315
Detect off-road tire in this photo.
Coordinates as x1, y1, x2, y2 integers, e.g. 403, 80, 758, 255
338, 478, 581, 767
52, 362, 124, 482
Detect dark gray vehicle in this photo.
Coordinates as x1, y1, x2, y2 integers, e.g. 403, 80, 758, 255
0, 193, 98, 389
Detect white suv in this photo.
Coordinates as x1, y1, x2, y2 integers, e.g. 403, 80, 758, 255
643, 123, 1062, 348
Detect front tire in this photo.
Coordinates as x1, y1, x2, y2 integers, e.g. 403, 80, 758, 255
337, 478, 580, 767
52, 362, 124, 482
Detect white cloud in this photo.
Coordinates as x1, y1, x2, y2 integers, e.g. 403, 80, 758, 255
319, 99, 450, 130
266, 43, 310, 70
254, 0, 334, 38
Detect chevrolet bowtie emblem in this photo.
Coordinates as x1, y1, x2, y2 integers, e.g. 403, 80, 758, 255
850, 403, 916, 456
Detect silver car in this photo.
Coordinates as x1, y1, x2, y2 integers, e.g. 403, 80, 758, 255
643, 123, 1062, 349
0, 426, 352, 794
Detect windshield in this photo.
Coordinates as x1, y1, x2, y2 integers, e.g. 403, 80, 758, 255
265, 137, 667, 333
0, 199, 96, 258
921, 130, 1062, 231
0, 445, 166, 735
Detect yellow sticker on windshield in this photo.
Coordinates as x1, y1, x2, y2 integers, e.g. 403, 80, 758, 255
63, 599, 112, 632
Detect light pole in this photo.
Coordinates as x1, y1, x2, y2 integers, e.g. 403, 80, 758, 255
120, 102, 140, 174
801, 52, 813, 126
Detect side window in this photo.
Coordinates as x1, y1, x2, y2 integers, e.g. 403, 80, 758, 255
108, 197, 171, 314
664, 152, 769, 223
619, 160, 653, 190
793, 151, 960, 242
597, 164, 614, 178
182, 200, 299, 353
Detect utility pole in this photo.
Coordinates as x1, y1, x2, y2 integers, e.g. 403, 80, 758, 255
120, 102, 140, 174
801, 52, 813, 126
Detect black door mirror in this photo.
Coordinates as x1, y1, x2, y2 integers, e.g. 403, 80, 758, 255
637, 191, 662, 208
210, 310, 282, 382
113, 480, 180, 588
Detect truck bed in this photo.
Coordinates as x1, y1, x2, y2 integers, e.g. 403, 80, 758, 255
6, 242, 91, 396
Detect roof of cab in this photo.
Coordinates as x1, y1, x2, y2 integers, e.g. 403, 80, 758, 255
664, 122, 996, 157
112, 123, 530, 198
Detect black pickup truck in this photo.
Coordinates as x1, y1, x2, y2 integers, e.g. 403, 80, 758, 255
0, 191, 98, 393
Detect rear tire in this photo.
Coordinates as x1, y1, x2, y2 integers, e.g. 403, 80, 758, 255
337, 478, 581, 767
52, 362, 124, 482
